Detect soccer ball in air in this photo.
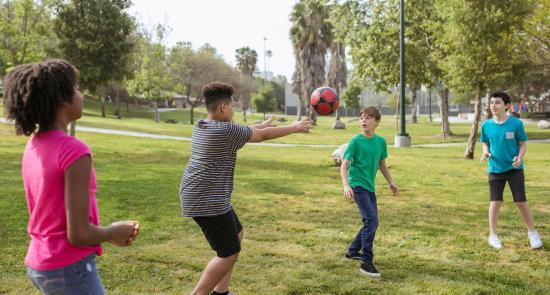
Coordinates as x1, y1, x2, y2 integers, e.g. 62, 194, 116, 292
310, 87, 340, 115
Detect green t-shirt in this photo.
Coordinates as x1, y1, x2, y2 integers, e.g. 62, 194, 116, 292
343, 133, 388, 192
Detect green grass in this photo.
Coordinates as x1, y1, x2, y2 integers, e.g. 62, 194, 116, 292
0, 123, 549, 294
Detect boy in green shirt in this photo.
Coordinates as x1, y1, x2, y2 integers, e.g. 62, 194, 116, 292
340, 107, 398, 278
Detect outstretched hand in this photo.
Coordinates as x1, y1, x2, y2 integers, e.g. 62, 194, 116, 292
292, 118, 314, 133
260, 115, 277, 128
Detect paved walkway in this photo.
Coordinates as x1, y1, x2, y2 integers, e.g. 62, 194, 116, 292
2, 118, 549, 148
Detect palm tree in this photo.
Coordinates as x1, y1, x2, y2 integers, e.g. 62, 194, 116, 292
290, 0, 332, 122
235, 47, 258, 122
327, 41, 347, 125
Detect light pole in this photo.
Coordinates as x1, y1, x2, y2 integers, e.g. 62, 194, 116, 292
395, 0, 411, 147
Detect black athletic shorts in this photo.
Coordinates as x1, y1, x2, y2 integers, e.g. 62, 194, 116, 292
193, 208, 243, 258
488, 169, 526, 202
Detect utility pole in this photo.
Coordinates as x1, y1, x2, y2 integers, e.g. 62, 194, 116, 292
395, 0, 411, 147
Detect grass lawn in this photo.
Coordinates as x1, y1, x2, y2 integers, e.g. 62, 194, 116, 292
0, 123, 548, 294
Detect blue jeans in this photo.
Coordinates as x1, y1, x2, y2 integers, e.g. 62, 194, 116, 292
27, 254, 104, 295
348, 186, 378, 262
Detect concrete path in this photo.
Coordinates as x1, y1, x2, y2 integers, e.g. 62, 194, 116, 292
2, 117, 549, 148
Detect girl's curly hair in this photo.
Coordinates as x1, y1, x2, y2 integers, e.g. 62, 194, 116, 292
3, 59, 78, 135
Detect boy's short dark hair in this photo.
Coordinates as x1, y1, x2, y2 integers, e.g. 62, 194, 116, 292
360, 106, 381, 121
490, 91, 511, 105
3, 59, 78, 136
203, 82, 233, 112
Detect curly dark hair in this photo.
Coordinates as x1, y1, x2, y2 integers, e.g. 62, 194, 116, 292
203, 82, 233, 112
3, 59, 78, 136
490, 91, 511, 108
360, 106, 382, 121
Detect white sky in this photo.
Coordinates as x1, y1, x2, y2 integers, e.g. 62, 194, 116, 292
129, 0, 298, 80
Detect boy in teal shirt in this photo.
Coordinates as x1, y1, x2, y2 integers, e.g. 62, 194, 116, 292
480, 91, 542, 250
340, 107, 398, 278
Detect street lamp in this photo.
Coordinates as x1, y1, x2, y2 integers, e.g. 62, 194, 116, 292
395, 0, 411, 147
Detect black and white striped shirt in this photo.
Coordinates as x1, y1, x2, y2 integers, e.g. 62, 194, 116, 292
179, 120, 252, 217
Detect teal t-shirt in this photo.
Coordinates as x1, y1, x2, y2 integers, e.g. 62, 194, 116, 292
343, 133, 388, 192
480, 116, 527, 173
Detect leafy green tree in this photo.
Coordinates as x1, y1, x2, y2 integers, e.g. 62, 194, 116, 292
435, 0, 534, 159
508, 0, 550, 112
169, 43, 245, 124
341, 82, 361, 115
127, 25, 171, 123
235, 46, 257, 122
252, 83, 276, 119
332, 0, 433, 124
0, 0, 58, 74
55, 0, 136, 120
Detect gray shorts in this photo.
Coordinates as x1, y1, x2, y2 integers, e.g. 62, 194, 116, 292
488, 169, 526, 202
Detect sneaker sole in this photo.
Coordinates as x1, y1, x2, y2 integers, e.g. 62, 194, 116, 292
360, 268, 381, 278
345, 256, 362, 260
531, 244, 543, 249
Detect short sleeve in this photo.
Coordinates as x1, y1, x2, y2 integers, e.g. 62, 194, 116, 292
58, 137, 91, 171
380, 138, 388, 160
480, 121, 489, 143
343, 138, 356, 161
226, 123, 252, 151
516, 120, 528, 142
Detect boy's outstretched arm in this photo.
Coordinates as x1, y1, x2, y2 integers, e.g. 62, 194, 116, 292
248, 118, 312, 143
340, 159, 355, 200
379, 160, 398, 195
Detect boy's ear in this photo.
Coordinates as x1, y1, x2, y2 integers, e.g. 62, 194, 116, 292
220, 101, 227, 113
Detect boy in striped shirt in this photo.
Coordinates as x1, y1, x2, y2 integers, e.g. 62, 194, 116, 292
180, 82, 312, 295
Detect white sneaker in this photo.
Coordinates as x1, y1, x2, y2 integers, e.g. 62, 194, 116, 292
488, 234, 503, 249
528, 231, 542, 249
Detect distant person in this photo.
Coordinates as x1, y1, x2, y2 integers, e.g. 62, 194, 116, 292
340, 106, 398, 278
179, 82, 312, 295
480, 91, 542, 250
3, 59, 140, 294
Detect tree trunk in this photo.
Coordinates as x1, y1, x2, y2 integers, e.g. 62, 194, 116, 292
115, 91, 122, 119
69, 122, 76, 137
439, 88, 453, 138
411, 85, 418, 123
126, 100, 129, 112
190, 105, 195, 125
243, 109, 247, 123
297, 98, 302, 121
153, 102, 160, 123
484, 89, 492, 120
464, 82, 484, 159
101, 96, 106, 118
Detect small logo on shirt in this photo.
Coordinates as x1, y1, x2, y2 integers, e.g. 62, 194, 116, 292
506, 132, 515, 139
